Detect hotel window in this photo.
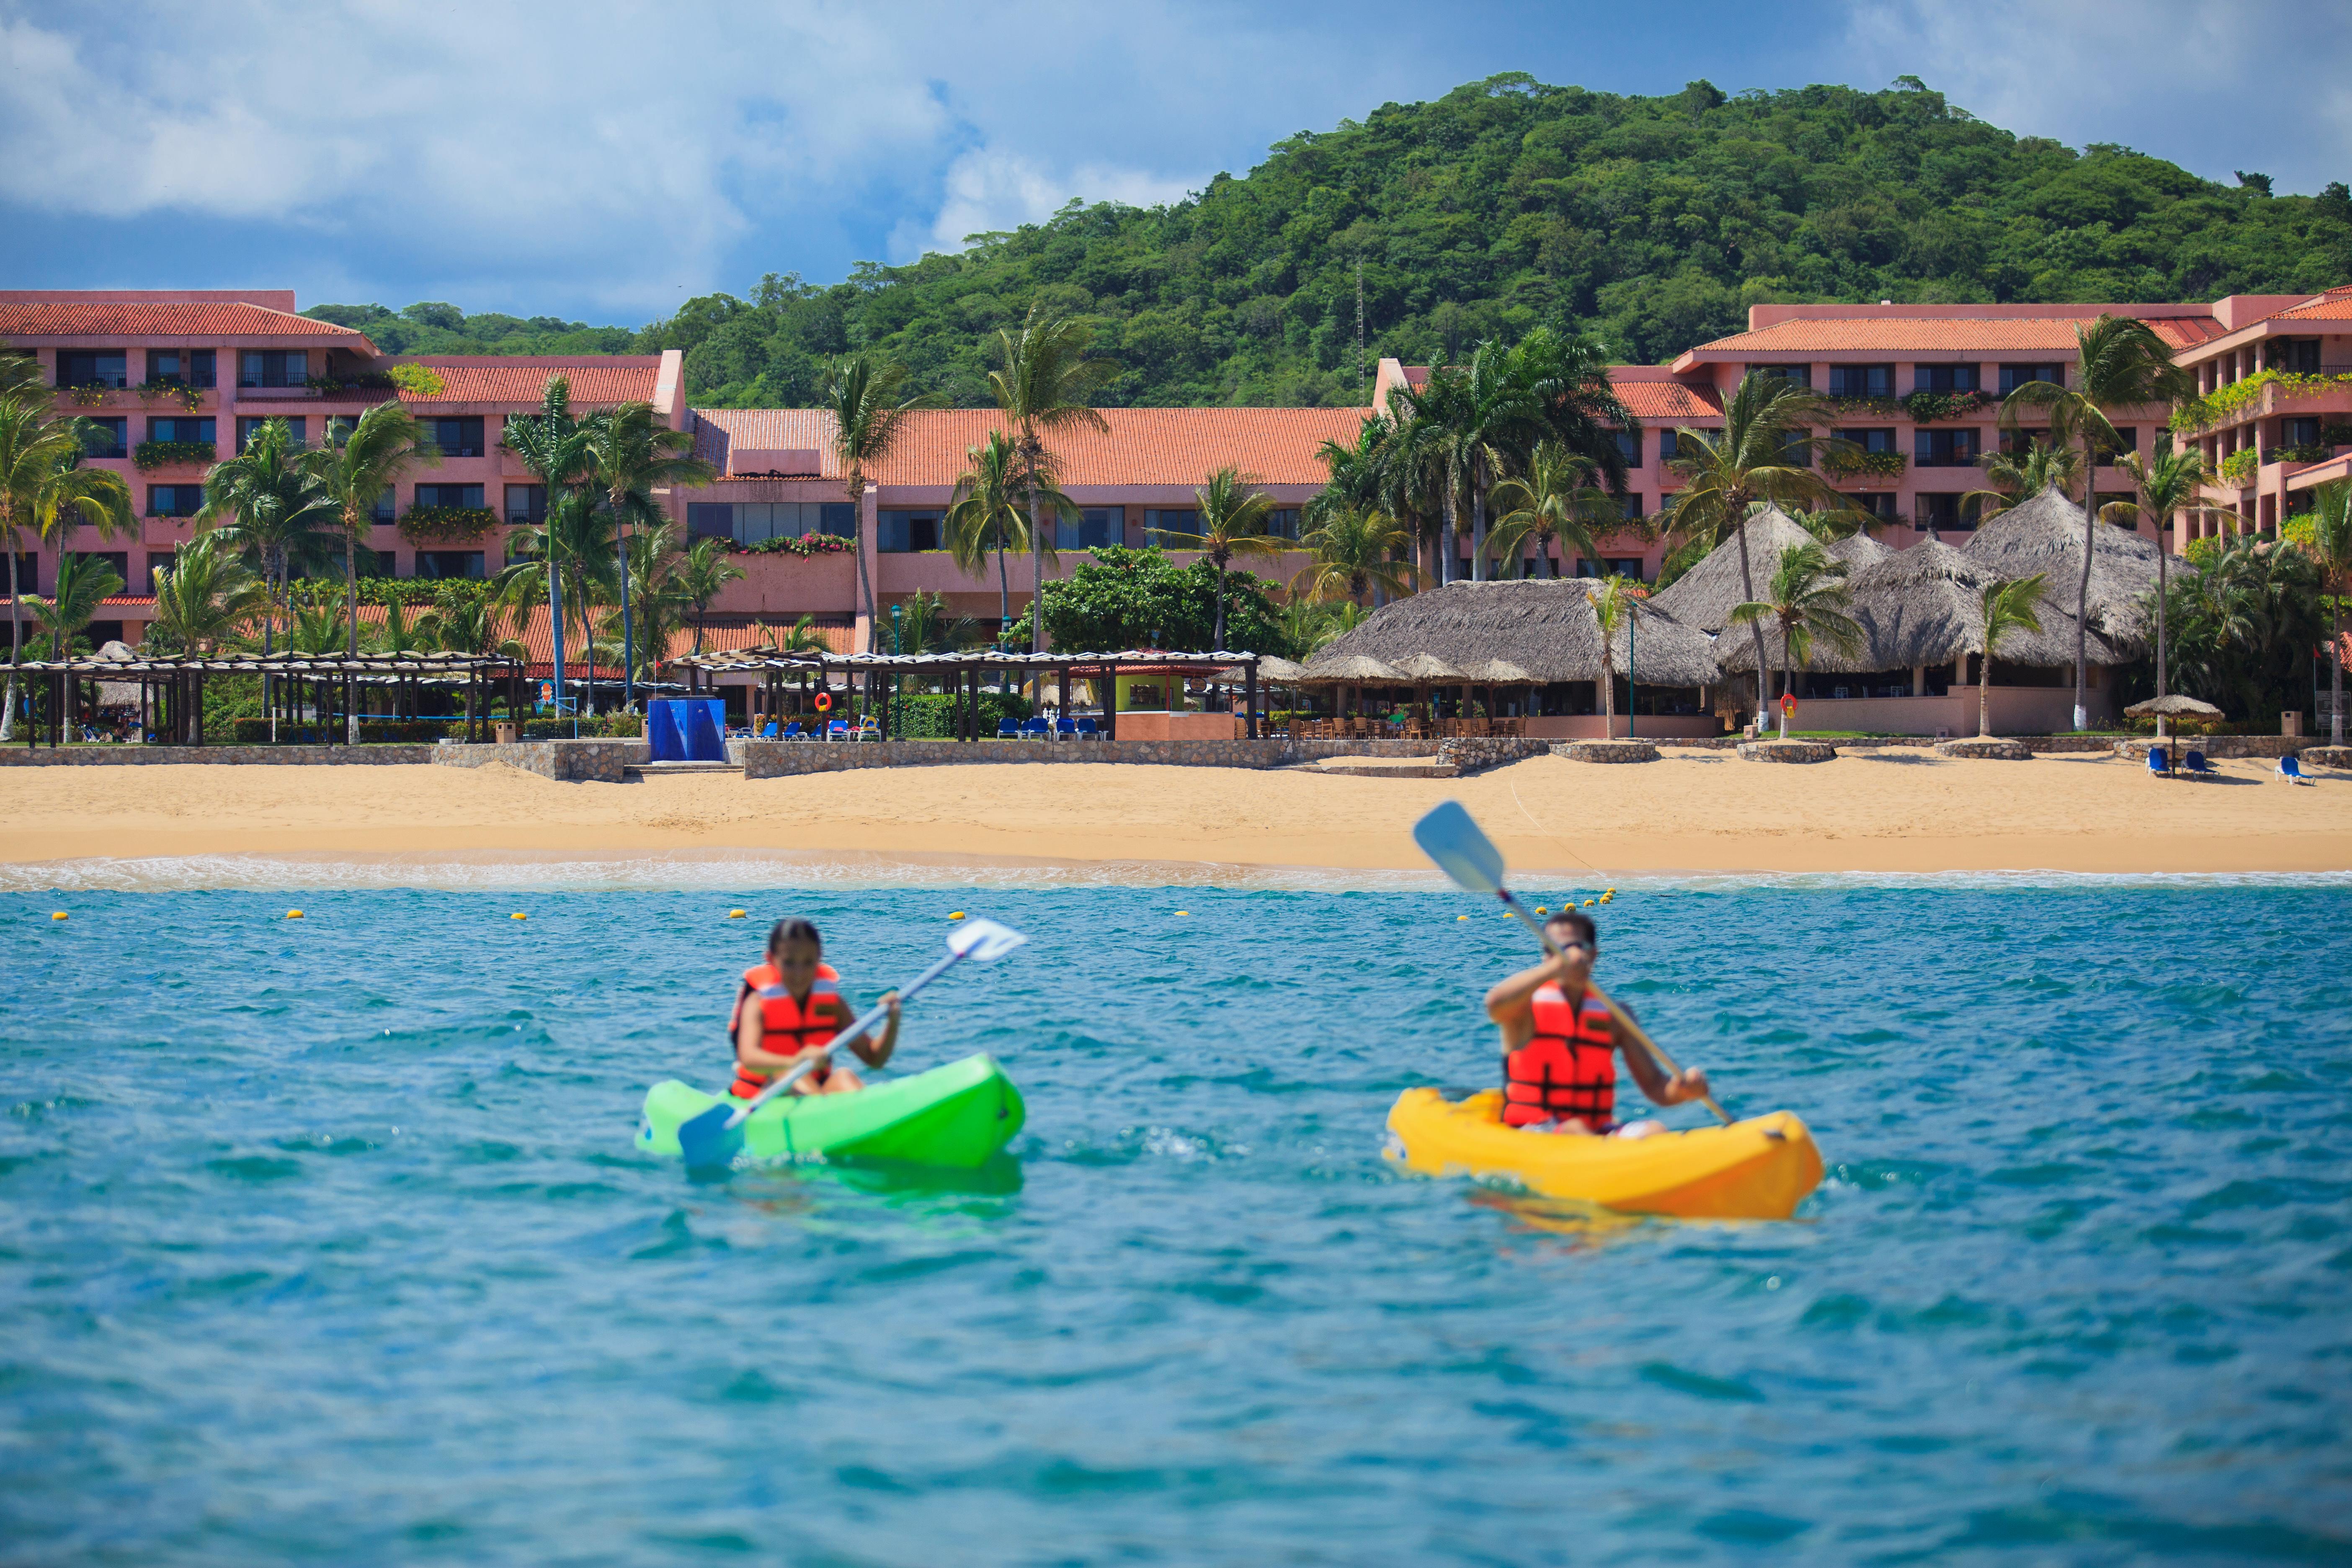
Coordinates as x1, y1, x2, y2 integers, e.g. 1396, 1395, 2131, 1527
1834, 428, 1897, 453
1613, 430, 1641, 467
1914, 363, 1979, 393
423, 416, 485, 458
147, 484, 204, 518
1056, 508, 1122, 550
2285, 417, 2324, 449
1915, 428, 1979, 468
372, 487, 396, 524
8, 554, 37, 594
879, 510, 942, 552
1855, 493, 1901, 524
413, 484, 485, 509
55, 350, 128, 388
144, 553, 173, 593
1747, 364, 1810, 389
1657, 429, 1679, 464
1999, 364, 2064, 395
1262, 508, 1300, 541
414, 552, 486, 580
701, 502, 856, 544
2266, 338, 2324, 373
80, 418, 128, 458
1617, 493, 1645, 521
1600, 558, 1645, 580
507, 484, 547, 524
1828, 364, 1895, 399
2096, 426, 2137, 464
147, 416, 217, 445
239, 349, 307, 387
1917, 493, 1980, 533
1144, 508, 1198, 546
687, 503, 732, 538
146, 348, 216, 388
69, 551, 130, 587
235, 415, 307, 451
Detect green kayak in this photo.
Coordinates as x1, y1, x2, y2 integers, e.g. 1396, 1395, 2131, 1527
636, 1053, 1024, 1169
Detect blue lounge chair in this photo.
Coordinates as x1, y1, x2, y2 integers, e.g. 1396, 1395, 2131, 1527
781, 721, 805, 740
760, 721, 779, 740
1056, 717, 1078, 738
2277, 753, 2311, 784
827, 719, 849, 741
1076, 717, 1099, 738
2183, 748, 2218, 776
2146, 745, 2169, 775
1021, 716, 1050, 738
996, 717, 1020, 738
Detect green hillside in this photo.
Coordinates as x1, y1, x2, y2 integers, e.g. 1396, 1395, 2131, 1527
311, 74, 2352, 410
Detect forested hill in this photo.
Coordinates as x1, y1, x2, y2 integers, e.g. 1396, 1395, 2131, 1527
309, 74, 2352, 410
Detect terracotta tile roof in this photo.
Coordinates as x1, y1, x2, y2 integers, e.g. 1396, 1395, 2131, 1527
394, 357, 665, 407
2268, 286, 2352, 322
1694, 315, 2223, 354
693, 406, 1369, 488
1609, 374, 1723, 422
0, 300, 369, 341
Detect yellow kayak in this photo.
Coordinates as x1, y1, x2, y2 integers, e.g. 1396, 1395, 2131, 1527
1385, 1088, 1824, 1220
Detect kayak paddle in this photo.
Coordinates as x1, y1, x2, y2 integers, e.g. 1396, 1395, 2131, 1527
1412, 801, 1732, 1126
677, 916, 1029, 1171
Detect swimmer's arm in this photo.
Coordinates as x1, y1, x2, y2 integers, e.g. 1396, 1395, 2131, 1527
1614, 1006, 1710, 1107
1483, 949, 1584, 1024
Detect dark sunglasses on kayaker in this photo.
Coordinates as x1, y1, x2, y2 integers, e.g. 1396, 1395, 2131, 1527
1554, 939, 1594, 954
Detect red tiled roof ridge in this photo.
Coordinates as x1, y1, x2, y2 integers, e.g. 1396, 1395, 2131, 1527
0, 298, 369, 341
389, 353, 663, 367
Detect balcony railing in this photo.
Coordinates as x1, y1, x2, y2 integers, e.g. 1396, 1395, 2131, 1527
132, 441, 217, 471
1821, 449, 1907, 482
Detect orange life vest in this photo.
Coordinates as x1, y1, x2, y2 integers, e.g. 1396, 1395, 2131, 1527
1502, 982, 1616, 1128
728, 961, 843, 1099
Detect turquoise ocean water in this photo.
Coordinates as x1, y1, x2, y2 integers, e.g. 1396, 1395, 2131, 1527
3, 874, 2349, 1565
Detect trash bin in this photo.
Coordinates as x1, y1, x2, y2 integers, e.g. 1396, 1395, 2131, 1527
493, 722, 518, 745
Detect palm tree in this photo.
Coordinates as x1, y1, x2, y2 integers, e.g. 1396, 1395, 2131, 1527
1977, 574, 2050, 739
1586, 572, 1645, 738
1485, 441, 1629, 578
2303, 480, 2352, 744
500, 489, 618, 714
894, 589, 979, 655
671, 534, 745, 653
1292, 504, 1417, 606
199, 415, 343, 738
32, 549, 126, 660
821, 353, 947, 642
419, 583, 518, 660
301, 400, 436, 738
1963, 439, 2084, 525
0, 394, 134, 739
1664, 373, 1856, 728
1158, 468, 1282, 648
987, 307, 1120, 650
1275, 596, 1366, 660
596, 523, 688, 676
286, 597, 351, 655
493, 378, 594, 715
1728, 540, 1865, 739
2111, 433, 2225, 716
585, 401, 715, 707
945, 429, 1068, 639
2000, 315, 2197, 730
149, 533, 267, 652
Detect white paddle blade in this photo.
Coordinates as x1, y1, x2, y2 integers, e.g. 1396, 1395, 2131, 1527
1413, 801, 1505, 895
946, 917, 1026, 962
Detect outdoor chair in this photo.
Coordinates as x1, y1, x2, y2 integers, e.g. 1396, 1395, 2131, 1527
759, 721, 779, 740
1021, 717, 1050, 739
780, 721, 804, 740
827, 720, 849, 742
1056, 717, 1078, 738
2276, 754, 2312, 785
2146, 745, 2170, 776
996, 717, 1020, 738
1077, 717, 1099, 738
2183, 749, 2219, 776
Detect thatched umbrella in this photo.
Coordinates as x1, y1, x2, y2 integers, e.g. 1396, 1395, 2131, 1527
1392, 652, 1470, 682
1299, 653, 1408, 683
1827, 531, 1893, 570
1255, 654, 1308, 730
1312, 580, 1717, 689
2125, 692, 2223, 744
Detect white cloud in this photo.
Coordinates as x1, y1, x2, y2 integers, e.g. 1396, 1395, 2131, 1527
911, 147, 1203, 255
1839, 0, 2352, 196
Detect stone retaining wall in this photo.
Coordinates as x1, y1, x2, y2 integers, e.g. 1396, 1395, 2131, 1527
432, 739, 650, 782
2302, 746, 2352, 768
2112, 736, 2312, 761
0, 743, 439, 766
727, 735, 1549, 778
1555, 740, 1659, 763
1935, 738, 2035, 760
1738, 740, 1837, 763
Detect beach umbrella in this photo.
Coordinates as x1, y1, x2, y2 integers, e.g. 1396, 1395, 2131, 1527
2126, 692, 2223, 742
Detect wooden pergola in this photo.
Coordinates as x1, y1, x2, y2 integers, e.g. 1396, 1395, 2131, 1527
8, 650, 526, 748
665, 648, 1265, 741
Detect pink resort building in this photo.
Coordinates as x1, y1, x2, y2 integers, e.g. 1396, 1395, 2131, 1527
7, 284, 2350, 681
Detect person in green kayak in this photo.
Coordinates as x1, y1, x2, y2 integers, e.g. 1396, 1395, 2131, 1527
1484, 910, 1710, 1137
728, 918, 900, 1099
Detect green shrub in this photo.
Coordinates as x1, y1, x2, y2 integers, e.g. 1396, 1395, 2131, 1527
521, 712, 644, 739
888, 691, 1032, 738
134, 440, 216, 470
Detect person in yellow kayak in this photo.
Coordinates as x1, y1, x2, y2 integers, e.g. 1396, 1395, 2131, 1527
729, 918, 900, 1099
1484, 910, 1710, 1137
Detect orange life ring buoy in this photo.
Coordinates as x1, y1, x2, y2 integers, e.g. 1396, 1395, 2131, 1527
814, 691, 832, 712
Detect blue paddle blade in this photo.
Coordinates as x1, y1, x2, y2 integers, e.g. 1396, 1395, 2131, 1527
1413, 801, 1506, 896
676, 1101, 745, 1171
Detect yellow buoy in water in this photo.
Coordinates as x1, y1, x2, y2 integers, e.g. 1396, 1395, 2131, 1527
286, 910, 304, 920
949, 911, 966, 921
1582, 899, 1595, 908
1457, 914, 1470, 922
51, 911, 67, 921
511, 912, 527, 921
1175, 910, 1190, 917
728, 909, 747, 919
1534, 906, 1548, 916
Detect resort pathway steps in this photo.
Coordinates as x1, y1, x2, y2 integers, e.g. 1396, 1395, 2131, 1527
1299, 756, 1461, 779
624, 761, 747, 779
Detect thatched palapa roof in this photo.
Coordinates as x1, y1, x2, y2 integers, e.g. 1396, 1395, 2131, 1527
1298, 653, 1408, 684
1645, 506, 1824, 633
2125, 693, 2223, 718
1307, 579, 1719, 688
1716, 537, 2120, 673
1961, 490, 2181, 653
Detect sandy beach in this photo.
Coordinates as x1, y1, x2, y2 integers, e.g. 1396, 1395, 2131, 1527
3, 750, 2348, 877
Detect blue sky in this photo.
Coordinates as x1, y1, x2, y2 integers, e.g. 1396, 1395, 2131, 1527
1, 0, 2343, 327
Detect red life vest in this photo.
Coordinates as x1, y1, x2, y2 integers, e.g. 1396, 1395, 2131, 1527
1502, 983, 1617, 1129
727, 961, 843, 1098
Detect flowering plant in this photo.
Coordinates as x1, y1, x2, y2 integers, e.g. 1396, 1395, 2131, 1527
727, 531, 857, 557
